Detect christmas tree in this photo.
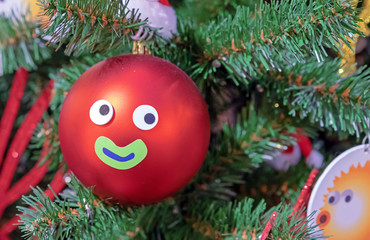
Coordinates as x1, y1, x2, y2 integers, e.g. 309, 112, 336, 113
0, 0, 369, 239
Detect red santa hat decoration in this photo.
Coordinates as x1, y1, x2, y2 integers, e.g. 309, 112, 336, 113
267, 132, 324, 171
158, 0, 171, 6
126, 0, 177, 39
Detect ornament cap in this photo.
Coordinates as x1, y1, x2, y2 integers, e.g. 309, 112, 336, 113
132, 41, 152, 55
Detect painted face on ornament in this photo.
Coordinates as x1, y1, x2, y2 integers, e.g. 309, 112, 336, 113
90, 100, 154, 170
316, 161, 370, 240
59, 55, 210, 205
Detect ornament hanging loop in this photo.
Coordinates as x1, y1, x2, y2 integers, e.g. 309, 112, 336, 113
132, 41, 152, 55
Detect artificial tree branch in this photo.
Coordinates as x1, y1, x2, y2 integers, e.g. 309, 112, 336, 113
40, 0, 147, 55
196, 0, 363, 77
0, 169, 69, 238
0, 17, 52, 75
263, 58, 370, 134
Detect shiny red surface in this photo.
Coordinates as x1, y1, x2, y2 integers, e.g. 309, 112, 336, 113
59, 55, 210, 205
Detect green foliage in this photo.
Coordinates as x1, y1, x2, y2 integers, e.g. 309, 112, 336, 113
18, 174, 320, 240
187, 106, 297, 199
198, 0, 363, 78
18, 175, 137, 239
0, 16, 52, 75
40, 0, 147, 55
262, 58, 370, 135
9, 0, 370, 239
178, 0, 257, 23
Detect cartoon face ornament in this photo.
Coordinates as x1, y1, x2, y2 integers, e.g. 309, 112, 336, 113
307, 145, 370, 240
59, 55, 210, 205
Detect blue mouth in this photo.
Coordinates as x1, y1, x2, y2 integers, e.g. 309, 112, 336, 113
102, 147, 135, 162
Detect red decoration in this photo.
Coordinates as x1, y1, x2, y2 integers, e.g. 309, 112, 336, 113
158, 0, 170, 6
268, 130, 323, 171
0, 68, 65, 238
259, 169, 319, 239
292, 169, 319, 218
0, 68, 28, 163
260, 211, 277, 240
59, 54, 210, 205
288, 169, 319, 238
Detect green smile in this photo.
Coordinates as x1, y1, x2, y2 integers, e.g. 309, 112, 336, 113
95, 136, 148, 170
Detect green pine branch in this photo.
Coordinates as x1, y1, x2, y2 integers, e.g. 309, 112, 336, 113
18, 174, 138, 239
178, 0, 257, 24
151, 0, 365, 93
18, 174, 320, 240
262, 58, 370, 135
0, 16, 52, 75
40, 0, 148, 55
183, 106, 298, 202
195, 0, 363, 78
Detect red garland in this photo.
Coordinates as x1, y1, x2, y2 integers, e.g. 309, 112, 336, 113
0, 68, 66, 238
0, 139, 50, 215
0, 68, 28, 164
260, 211, 277, 240
291, 169, 319, 218
259, 169, 319, 238
0, 79, 53, 194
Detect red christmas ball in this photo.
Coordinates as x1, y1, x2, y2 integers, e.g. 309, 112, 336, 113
59, 55, 210, 205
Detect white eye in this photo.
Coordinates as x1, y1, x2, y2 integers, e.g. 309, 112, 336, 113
89, 100, 114, 125
133, 105, 158, 130
342, 189, 354, 203
328, 190, 340, 206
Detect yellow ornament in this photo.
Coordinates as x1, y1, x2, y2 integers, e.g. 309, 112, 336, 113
0, 0, 44, 22
339, 0, 370, 75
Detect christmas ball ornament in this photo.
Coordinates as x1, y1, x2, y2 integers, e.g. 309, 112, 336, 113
0, 0, 42, 21
126, 0, 177, 39
267, 133, 323, 171
59, 54, 210, 205
308, 145, 370, 239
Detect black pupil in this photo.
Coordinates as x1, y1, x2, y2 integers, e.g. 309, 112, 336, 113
99, 105, 110, 116
345, 195, 352, 203
329, 196, 335, 204
144, 113, 155, 124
